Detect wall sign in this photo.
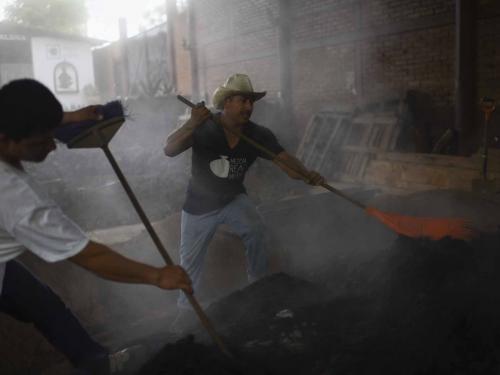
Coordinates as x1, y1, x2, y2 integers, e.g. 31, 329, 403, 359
53, 61, 79, 93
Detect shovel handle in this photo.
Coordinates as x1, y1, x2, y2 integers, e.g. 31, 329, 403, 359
177, 94, 199, 109
97, 133, 232, 359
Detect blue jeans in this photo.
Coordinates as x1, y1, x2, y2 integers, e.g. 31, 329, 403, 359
0, 260, 110, 374
178, 194, 268, 308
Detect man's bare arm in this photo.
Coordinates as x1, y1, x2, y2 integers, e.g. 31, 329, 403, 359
273, 151, 325, 185
163, 120, 196, 156
164, 103, 211, 157
70, 241, 192, 293
61, 105, 103, 125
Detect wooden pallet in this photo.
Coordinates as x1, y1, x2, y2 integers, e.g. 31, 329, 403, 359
297, 110, 400, 182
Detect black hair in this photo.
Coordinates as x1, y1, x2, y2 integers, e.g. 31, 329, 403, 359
0, 79, 63, 141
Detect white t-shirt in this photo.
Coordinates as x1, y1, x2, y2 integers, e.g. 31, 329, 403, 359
0, 160, 89, 293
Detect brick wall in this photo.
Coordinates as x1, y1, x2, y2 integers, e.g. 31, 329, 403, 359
187, 0, 500, 145
193, 0, 280, 102
359, 26, 455, 106
477, 0, 500, 102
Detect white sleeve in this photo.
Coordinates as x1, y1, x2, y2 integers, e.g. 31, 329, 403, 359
12, 204, 89, 263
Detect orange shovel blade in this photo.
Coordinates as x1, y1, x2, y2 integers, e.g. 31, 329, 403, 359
365, 207, 477, 241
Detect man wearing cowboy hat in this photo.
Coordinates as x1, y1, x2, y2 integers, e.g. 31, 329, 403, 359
165, 73, 325, 313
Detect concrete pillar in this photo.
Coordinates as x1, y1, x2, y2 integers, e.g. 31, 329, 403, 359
455, 0, 477, 150
354, 1, 364, 98
278, 0, 295, 148
166, 0, 178, 92
187, 0, 199, 100
118, 17, 130, 97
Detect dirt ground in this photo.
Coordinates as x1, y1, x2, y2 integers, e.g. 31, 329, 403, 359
1, 183, 499, 374
141, 233, 500, 375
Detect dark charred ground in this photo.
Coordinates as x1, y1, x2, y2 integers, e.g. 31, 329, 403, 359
5, 145, 500, 375
136, 232, 500, 375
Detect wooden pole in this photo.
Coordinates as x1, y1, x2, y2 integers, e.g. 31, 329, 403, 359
96, 133, 232, 358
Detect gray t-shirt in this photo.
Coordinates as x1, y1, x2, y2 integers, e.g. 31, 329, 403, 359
183, 115, 284, 215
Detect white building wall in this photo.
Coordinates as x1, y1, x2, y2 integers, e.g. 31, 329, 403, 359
31, 37, 96, 110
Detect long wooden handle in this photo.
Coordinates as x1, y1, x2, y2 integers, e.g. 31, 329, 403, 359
176, 95, 367, 210
97, 132, 232, 358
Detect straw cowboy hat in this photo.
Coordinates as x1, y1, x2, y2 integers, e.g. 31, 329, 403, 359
212, 73, 266, 110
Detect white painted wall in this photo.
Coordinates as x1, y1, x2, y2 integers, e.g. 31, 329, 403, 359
31, 37, 96, 110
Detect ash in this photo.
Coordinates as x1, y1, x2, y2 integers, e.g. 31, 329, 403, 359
139, 233, 500, 375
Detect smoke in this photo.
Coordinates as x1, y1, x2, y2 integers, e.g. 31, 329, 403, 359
28, 96, 188, 230
7, 1, 499, 372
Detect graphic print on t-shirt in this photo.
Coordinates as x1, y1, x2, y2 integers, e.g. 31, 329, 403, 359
209, 155, 230, 178
209, 155, 248, 180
